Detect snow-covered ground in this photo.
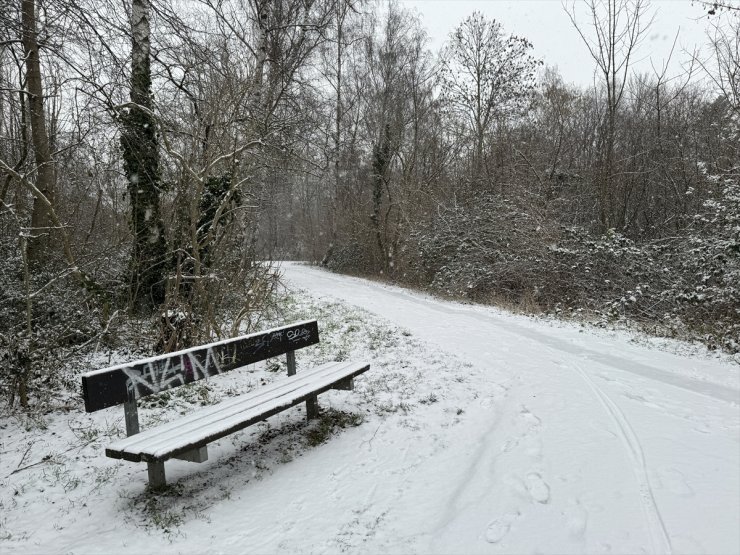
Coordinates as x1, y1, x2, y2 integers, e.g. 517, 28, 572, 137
1, 262, 738, 554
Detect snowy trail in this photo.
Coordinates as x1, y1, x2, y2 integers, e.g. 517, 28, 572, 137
4, 263, 738, 554
283, 263, 737, 403
281, 262, 740, 554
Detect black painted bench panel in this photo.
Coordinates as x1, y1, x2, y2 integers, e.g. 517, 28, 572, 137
82, 320, 319, 412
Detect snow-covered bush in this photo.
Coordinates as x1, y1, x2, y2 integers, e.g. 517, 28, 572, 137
0, 238, 116, 408
409, 191, 739, 352
324, 240, 373, 275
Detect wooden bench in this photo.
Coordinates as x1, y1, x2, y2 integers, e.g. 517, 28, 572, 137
81, 320, 369, 489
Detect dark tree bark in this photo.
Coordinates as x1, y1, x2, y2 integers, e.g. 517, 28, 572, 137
121, 0, 167, 311
370, 124, 391, 271
21, 0, 55, 264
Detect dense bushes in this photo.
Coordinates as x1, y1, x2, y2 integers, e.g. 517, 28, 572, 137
311, 6, 739, 354
407, 186, 739, 352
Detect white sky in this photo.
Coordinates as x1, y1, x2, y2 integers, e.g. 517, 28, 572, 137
397, 0, 714, 87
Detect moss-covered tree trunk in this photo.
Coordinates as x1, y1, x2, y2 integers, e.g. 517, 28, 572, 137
121, 0, 167, 311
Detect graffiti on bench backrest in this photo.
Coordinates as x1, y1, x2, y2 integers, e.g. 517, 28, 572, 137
121, 325, 315, 398
287, 327, 311, 343
82, 320, 320, 412
250, 330, 285, 355
122, 347, 225, 398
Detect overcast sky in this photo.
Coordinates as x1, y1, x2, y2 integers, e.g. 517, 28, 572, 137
397, 0, 714, 87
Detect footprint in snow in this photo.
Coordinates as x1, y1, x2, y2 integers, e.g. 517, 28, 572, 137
500, 438, 518, 453
623, 391, 662, 410
519, 405, 542, 427
526, 472, 550, 504
480, 397, 494, 408
524, 437, 544, 461
564, 501, 588, 539
657, 467, 694, 497
484, 512, 520, 544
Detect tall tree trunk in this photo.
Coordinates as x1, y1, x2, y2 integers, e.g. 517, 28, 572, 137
21, 0, 55, 264
243, 0, 269, 269
251, 0, 269, 118
121, 0, 167, 311
323, 2, 347, 266
371, 124, 391, 271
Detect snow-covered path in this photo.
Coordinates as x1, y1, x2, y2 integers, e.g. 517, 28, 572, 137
281, 263, 740, 554
3, 263, 738, 555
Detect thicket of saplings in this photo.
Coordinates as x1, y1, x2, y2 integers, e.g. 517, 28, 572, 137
309, 9, 739, 353
324, 76, 739, 352
0, 211, 282, 411
0, 0, 302, 410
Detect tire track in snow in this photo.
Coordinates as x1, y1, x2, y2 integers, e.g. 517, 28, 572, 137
568, 362, 673, 555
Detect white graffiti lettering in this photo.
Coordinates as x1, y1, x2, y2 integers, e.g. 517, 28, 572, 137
182, 349, 222, 382
287, 328, 311, 342
122, 347, 223, 398
250, 336, 271, 354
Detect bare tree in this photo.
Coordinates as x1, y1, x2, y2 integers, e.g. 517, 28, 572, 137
566, 0, 654, 230
21, 0, 55, 263
699, 14, 740, 112
440, 11, 540, 190
319, 0, 365, 265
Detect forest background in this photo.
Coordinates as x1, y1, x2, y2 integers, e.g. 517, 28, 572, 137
0, 0, 738, 409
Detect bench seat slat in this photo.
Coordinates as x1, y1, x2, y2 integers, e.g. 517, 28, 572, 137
141, 361, 368, 460
110, 361, 353, 460
114, 361, 337, 448
106, 360, 369, 462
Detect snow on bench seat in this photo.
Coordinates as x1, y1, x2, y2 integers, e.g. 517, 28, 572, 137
106, 360, 370, 463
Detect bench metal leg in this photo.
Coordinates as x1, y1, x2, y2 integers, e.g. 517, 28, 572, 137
124, 398, 140, 436
147, 461, 166, 489
286, 350, 296, 376
306, 395, 319, 421
174, 446, 208, 463
332, 377, 354, 391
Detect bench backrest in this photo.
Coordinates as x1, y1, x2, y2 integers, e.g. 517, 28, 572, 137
82, 320, 319, 412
